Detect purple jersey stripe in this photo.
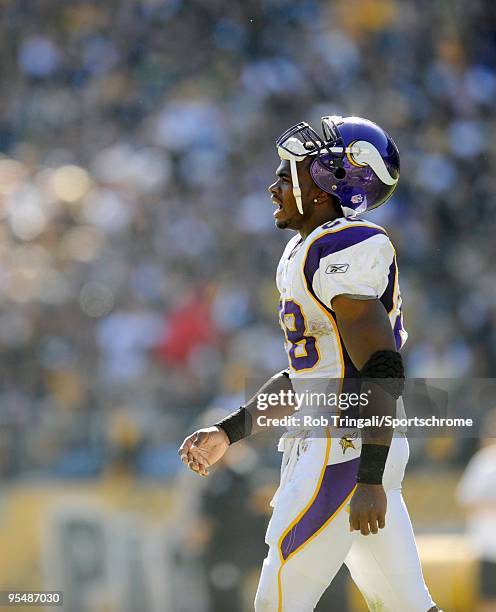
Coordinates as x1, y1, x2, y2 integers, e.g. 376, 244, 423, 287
280, 457, 359, 561
380, 259, 396, 314
303, 225, 387, 288
393, 313, 404, 350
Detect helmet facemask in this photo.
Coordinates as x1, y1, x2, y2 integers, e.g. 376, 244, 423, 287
276, 122, 321, 215
276, 117, 349, 214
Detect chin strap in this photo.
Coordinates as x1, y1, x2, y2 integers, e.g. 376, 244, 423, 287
289, 158, 304, 214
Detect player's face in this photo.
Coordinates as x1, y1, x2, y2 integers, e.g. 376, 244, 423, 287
268, 160, 311, 230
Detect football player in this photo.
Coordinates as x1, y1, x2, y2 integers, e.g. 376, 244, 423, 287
179, 116, 440, 611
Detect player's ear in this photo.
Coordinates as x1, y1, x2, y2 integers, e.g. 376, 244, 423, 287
312, 191, 328, 205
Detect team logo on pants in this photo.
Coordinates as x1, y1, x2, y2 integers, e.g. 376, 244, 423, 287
339, 436, 356, 454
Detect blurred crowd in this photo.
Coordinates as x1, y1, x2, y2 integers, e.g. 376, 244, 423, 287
0, 0, 495, 483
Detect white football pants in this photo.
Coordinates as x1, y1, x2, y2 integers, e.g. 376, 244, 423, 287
254, 430, 435, 612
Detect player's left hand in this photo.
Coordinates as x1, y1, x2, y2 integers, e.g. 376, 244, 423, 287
349, 483, 387, 536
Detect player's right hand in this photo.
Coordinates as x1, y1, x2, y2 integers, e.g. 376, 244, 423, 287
349, 483, 388, 535
178, 426, 230, 477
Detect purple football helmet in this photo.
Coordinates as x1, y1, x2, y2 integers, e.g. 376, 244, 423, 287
276, 115, 400, 217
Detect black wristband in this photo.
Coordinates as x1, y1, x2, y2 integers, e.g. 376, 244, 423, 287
357, 444, 389, 485
215, 407, 252, 445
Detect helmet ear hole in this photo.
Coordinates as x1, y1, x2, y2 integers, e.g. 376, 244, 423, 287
334, 167, 346, 180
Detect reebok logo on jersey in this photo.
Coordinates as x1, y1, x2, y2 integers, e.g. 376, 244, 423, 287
325, 263, 349, 274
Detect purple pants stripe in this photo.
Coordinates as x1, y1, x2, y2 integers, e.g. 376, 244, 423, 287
280, 457, 360, 561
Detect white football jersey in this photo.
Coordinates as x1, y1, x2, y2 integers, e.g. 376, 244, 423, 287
276, 217, 407, 381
